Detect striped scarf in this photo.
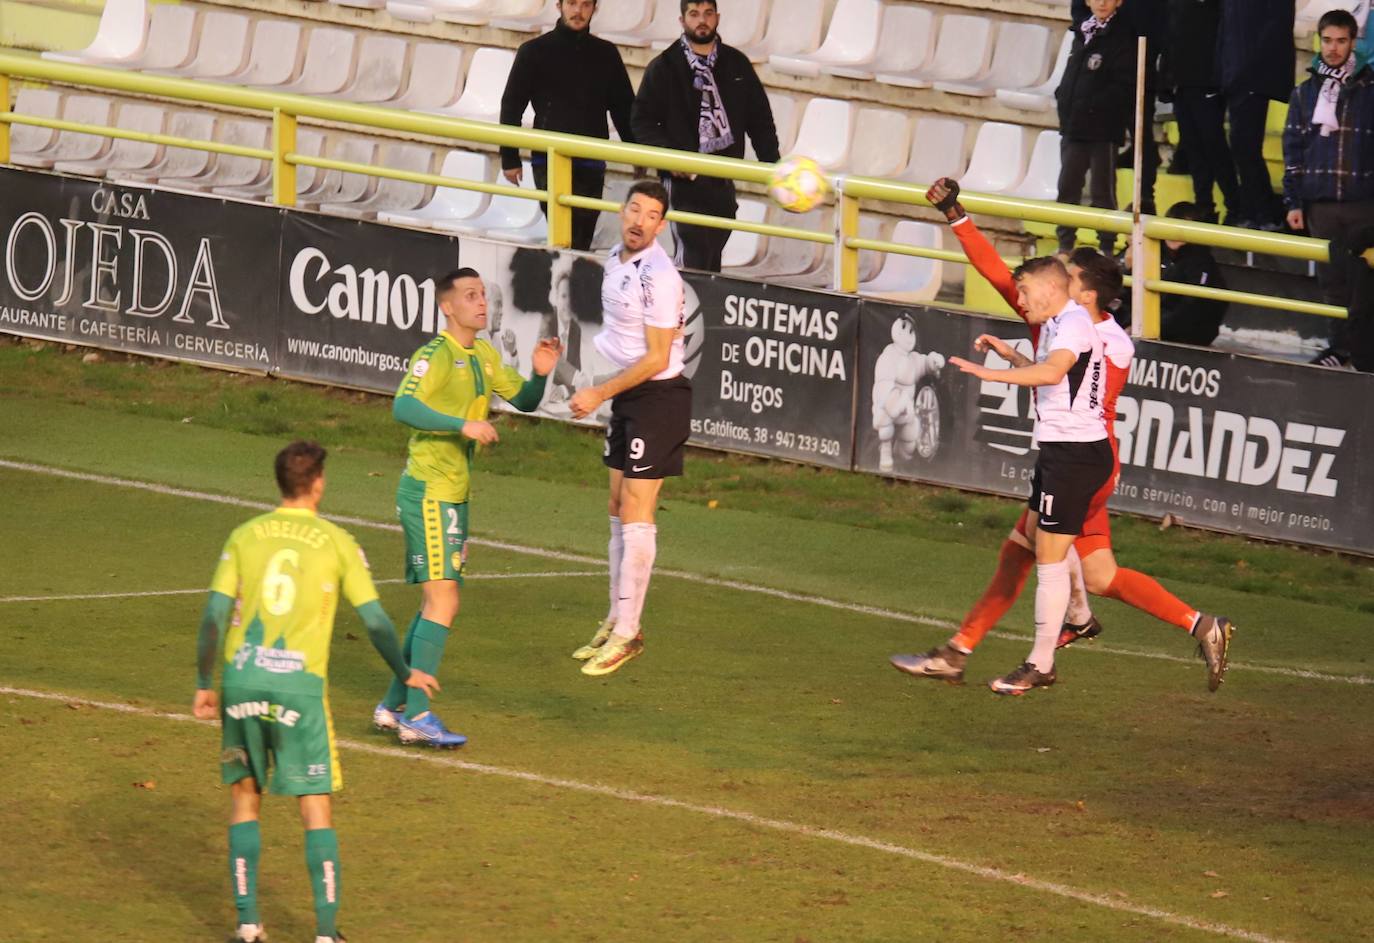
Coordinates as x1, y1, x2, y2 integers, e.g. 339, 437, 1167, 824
680, 36, 734, 155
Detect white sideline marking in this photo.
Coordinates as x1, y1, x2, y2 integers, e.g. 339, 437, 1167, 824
0, 571, 607, 604
0, 683, 1300, 943
2, 459, 1370, 688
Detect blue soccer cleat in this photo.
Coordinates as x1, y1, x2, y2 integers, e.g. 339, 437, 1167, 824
396, 711, 467, 749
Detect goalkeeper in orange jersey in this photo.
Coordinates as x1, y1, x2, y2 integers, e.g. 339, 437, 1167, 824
889, 177, 1234, 692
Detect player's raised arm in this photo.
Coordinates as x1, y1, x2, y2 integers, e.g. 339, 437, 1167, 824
490, 337, 561, 413
930, 177, 1026, 320
951, 347, 1078, 386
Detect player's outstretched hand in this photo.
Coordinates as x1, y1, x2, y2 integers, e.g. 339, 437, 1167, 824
569, 387, 605, 419
462, 420, 499, 445
405, 669, 440, 698
972, 334, 1015, 360
949, 356, 991, 380
928, 177, 964, 222
532, 337, 563, 376
193, 688, 219, 720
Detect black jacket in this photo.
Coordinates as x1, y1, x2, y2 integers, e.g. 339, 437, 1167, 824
1162, 0, 1221, 91
1057, 15, 1139, 144
631, 40, 779, 164
1216, 0, 1297, 101
1160, 243, 1228, 345
499, 19, 635, 171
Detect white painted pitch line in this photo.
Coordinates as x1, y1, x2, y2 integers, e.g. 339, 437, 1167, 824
2, 459, 1369, 688
0, 683, 1300, 943
0, 571, 608, 605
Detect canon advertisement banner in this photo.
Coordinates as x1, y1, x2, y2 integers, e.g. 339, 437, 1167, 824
276, 213, 460, 393
0, 168, 277, 370
686, 273, 858, 468
856, 302, 1374, 554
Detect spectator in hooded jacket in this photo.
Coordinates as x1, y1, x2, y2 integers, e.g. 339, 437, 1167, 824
632, 0, 779, 272
1056, 0, 1137, 254
1216, 0, 1296, 229
1162, 0, 1239, 225
1285, 9, 1374, 367
1159, 202, 1229, 345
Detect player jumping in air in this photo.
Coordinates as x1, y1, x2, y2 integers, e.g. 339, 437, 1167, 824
568, 179, 691, 676
373, 268, 561, 745
193, 441, 439, 943
890, 179, 1233, 691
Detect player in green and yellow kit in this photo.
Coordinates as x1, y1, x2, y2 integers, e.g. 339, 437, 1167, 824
193, 441, 439, 943
373, 267, 561, 747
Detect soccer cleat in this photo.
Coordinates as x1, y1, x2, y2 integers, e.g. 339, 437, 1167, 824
230, 924, 266, 943
396, 711, 467, 749
371, 702, 404, 731
1056, 615, 1104, 649
572, 618, 616, 660
581, 633, 644, 676
1192, 615, 1235, 692
889, 646, 967, 683
313, 934, 346, 943
989, 661, 1057, 696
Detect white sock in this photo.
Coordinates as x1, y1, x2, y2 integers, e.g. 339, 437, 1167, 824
606, 515, 624, 623
1030, 560, 1071, 672
1064, 547, 1093, 626
614, 522, 657, 639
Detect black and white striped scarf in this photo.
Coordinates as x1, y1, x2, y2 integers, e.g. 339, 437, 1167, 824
680, 36, 734, 154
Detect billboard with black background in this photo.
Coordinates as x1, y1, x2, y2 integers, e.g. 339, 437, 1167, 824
0, 167, 277, 371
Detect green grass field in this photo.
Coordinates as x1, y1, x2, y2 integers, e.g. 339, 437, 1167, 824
1, 340, 1371, 943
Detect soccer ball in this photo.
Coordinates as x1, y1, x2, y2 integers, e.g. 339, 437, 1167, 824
768, 156, 830, 213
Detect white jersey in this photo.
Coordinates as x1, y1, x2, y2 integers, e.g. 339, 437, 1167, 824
1095, 314, 1134, 371
1033, 300, 1109, 443
594, 241, 686, 381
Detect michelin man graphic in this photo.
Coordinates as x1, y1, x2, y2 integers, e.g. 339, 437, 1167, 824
872, 313, 946, 471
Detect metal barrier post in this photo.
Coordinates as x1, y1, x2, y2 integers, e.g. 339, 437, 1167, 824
1139, 233, 1162, 339
272, 108, 297, 207
546, 147, 572, 248
836, 182, 860, 293
0, 75, 10, 166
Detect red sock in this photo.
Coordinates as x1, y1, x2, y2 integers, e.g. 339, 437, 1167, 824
951, 540, 1035, 652
1103, 568, 1197, 631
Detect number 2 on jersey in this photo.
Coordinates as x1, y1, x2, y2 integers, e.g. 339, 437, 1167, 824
263, 549, 300, 616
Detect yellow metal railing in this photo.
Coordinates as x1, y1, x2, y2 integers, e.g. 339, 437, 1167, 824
0, 51, 1344, 340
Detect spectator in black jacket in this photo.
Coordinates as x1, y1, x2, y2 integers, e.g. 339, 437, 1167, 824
499, 0, 636, 251
631, 0, 779, 272
1159, 202, 1228, 345
1056, 0, 1137, 254
1162, 0, 1239, 224
1216, 0, 1296, 229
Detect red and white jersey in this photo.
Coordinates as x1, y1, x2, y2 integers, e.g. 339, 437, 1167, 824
1094, 314, 1134, 431
1033, 301, 1109, 444
594, 241, 685, 380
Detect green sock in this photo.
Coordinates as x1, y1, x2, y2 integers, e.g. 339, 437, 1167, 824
228, 821, 261, 926
304, 827, 340, 938
381, 612, 422, 710
403, 618, 449, 720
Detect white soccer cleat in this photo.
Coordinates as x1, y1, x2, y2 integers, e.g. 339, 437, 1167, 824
372, 701, 404, 731
233, 923, 267, 942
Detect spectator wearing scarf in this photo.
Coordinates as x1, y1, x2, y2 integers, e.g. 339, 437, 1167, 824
1283, 9, 1374, 366
632, 0, 779, 272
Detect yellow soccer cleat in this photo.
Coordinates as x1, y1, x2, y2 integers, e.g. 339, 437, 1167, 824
572, 618, 616, 660
580, 633, 644, 677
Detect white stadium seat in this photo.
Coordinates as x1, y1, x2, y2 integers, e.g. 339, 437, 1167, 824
6, 89, 65, 168
825, 5, 935, 82
53, 101, 166, 177
718, 0, 767, 49
24, 95, 112, 167
592, 0, 654, 47
336, 33, 408, 102
489, 0, 559, 32
860, 220, 943, 302
430, 47, 516, 124
935, 22, 1053, 98
721, 197, 768, 269
43, 0, 147, 65
737, 0, 824, 64
277, 28, 358, 96
216, 128, 328, 199
321, 142, 436, 219
960, 122, 1029, 194
378, 149, 493, 228
604, 0, 680, 48
899, 116, 969, 185
119, 5, 198, 73
388, 43, 465, 111
746, 91, 797, 160
169, 118, 271, 193
153, 11, 253, 80
438, 160, 545, 242
430, 0, 493, 25
850, 107, 911, 178
877, 14, 994, 90
788, 98, 855, 171
996, 30, 1072, 112
110, 110, 217, 184
332, 0, 386, 11
386, 0, 437, 24
298, 136, 380, 208
233, 20, 306, 88
1009, 130, 1062, 202
732, 207, 828, 281
770, 0, 883, 78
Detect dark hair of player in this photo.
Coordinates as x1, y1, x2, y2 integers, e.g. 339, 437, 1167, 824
435, 267, 483, 298
1019, 255, 1069, 287
681, 0, 717, 13
275, 440, 327, 498
627, 179, 671, 216
1069, 249, 1124, 306
1318, 9, 1359, 38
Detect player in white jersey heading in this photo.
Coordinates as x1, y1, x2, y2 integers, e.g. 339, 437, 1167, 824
569, 180, 689, 676
950, 256, 1114, 694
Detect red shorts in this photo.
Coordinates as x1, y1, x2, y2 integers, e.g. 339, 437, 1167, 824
1014, 460, 1116, 557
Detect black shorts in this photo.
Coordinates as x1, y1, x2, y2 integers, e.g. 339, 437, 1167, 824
1029, 440, 1114, 535
603, 376, 692, 479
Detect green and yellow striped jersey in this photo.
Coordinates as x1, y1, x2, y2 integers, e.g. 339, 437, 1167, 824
210, 508, 378, 695
397, 331, 526, 503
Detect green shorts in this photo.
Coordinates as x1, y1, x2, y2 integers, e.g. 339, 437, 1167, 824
396, 475, 468, 584
220, 686, 341, 796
